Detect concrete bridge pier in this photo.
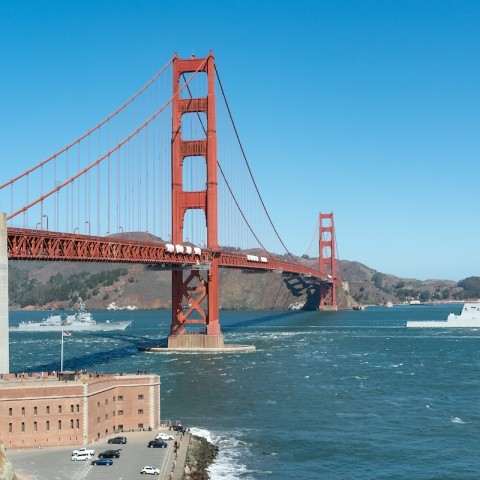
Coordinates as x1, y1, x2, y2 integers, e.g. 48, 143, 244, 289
0, 213, 9, 374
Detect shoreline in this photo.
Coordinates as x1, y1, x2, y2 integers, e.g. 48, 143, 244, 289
3, 429, 218, 480
182, 434, 218, 480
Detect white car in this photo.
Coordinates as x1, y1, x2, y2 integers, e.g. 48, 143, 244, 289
71, 447, 95, 456
155, 433, 174, 441
140, 466, 160, 475
71, 452, 92, 461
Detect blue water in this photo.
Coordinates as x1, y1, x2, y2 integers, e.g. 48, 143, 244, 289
9, 304, 480, 479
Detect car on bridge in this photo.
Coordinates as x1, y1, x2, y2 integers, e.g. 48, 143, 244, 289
91, 458, 113, 466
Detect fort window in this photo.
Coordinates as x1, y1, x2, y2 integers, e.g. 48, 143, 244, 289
8, 423, 12, 433
58, 405, 62, 414
58, 420, 62, 430
97, 401, 100, 407
97, 417, 100, 423
76, 419, 80, 428
46, 420, 50, 431
138, 423, 144, 429
21, 407, 25, 416
76, 404, 80, 412
34, 406, 37, 415
118, 410, 124, 416
118, 395, 124, 401
138, 409, 144, 414
34, 421, 37, 432
46, 406, 50, 414
21, 422, 25, 432
70, 419, 74, 429
138, 394, 144, 400
71, 405, 74, 413
8, 408, 12, 416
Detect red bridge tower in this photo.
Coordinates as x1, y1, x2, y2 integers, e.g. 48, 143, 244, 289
168, 53, 224, 349
319, 212, 338, 310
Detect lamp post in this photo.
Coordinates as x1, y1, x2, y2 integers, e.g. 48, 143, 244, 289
85, 221, 90, 235
42, 215, 49, 231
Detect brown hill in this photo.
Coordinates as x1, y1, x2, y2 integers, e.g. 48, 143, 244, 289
8, 256, 462, 311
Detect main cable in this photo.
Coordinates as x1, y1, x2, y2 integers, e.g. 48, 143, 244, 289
214, 65, 301, 265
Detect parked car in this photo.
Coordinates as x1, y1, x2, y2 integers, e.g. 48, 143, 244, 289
108, 436, 127, 444
98, 449, 121, 458
141, 465, 160, 475
91, 458, 113, 466
155, 433, 174, 441
71, 452, 92, 461
147, 440, 167, 448
71, 447, 95, 456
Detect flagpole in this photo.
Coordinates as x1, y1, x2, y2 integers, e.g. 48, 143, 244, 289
61, 330, 64, 372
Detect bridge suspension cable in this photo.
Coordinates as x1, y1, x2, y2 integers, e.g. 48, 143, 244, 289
4, 56, 209, 226
0, 56, 175, 191
214, 65, 304, 266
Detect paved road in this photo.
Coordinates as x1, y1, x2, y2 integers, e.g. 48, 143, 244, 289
7, 428, 190, 480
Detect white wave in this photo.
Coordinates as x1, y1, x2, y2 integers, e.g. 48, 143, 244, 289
451, 416, 467, 424
189, 427, 253, 480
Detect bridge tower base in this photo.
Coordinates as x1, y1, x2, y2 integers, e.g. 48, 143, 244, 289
168, 334, 225, 349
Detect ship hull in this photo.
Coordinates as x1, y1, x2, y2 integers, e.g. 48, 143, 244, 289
406, 320, 480, 328
10, 321, 132, 333
407, 302, 480, 328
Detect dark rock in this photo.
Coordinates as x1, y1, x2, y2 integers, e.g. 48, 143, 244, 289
183, 435, 218, 480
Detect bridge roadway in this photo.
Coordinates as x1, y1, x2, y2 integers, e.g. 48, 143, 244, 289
7, 227, 328, 280
7, 427, 190, 480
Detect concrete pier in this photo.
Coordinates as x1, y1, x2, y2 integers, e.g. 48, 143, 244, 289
144, 344, 256, 353
159, 333, 255, 352
0, 212, 9, 374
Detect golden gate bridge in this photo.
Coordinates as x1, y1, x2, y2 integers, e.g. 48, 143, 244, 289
0, 52, 338, 355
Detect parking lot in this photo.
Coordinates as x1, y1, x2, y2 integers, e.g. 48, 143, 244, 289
7, 428, 188, 480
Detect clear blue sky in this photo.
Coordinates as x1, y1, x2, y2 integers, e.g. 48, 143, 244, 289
1, 0, 479, 281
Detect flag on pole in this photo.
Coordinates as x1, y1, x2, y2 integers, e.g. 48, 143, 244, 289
63, 331, 71, 337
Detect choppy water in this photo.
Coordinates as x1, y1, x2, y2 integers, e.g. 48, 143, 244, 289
9, 304, 480, 479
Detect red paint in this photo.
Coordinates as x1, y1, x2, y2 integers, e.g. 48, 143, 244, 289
319, 212, 337, 310
170, 52, 221, 338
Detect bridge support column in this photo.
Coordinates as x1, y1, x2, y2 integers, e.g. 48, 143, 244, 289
206, 261, 221, 335
319, 212, 337, 311
0, 213, 9, 373
168, 259, 224, 348
167, 52, 225, 349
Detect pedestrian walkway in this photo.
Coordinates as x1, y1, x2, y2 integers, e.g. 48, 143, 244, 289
166, 429, 190, 480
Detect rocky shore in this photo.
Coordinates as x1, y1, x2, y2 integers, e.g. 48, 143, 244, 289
183, 435, 218, 480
